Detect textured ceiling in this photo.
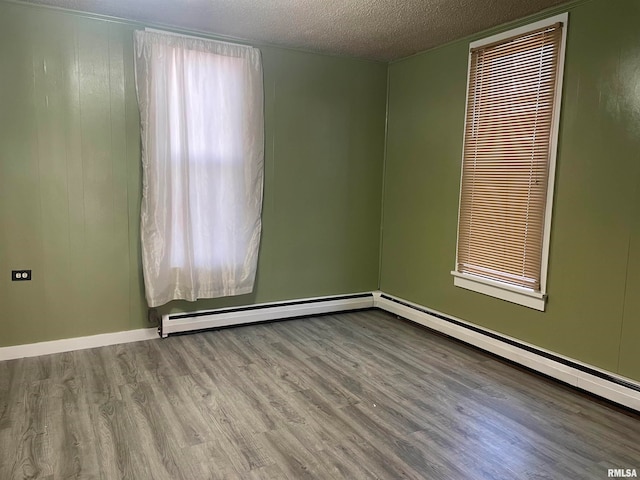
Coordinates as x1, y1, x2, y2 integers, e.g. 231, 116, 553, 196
21, 0, 568, 61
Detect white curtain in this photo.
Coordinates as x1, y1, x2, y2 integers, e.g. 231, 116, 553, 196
134, 30, 264, 307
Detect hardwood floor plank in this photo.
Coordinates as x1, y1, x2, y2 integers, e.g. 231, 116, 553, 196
1, 310, 639, 479
48, 351, 100, 479
76, 348, 122, 403
0, 359, 19, 433
147, 373, 215, 447
258, 426, 329, 479
7, 379, 52, 479
90, 398, 139, 479
177, 371, 276, 473
315, 442, 389, 480
245, 463, 289, 480
291, 388, 425, 479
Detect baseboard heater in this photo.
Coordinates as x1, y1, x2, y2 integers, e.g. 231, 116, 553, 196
159, 292, 375, 338
374, 292, 640, 412
158, 290, 639, 412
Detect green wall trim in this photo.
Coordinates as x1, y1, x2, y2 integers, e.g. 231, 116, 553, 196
376, 59, 392, 290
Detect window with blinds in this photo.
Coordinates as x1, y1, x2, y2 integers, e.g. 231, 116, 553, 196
453, 14, 568, 311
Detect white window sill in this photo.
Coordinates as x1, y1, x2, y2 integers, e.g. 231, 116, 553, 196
451, 271, 547, 311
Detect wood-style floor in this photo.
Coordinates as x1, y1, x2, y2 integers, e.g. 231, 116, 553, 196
0, 310, 638, 479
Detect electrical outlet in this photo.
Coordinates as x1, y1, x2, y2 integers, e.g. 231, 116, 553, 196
11, 270, 32, 281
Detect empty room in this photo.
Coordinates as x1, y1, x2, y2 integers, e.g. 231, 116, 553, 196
1, 0, 639, 478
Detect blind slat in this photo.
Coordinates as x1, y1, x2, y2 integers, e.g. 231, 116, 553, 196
456, 22, 562, 291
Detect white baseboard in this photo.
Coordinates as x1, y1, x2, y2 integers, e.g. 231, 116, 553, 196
373, 291, 640, 412
0, 293, 374, 361
161, 292, 375, 337
1, 290, 638, 413
0, 328, 158, 361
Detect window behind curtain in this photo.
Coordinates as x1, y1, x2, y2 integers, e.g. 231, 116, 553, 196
134, 31, 264, 308
452, 15, 568, 311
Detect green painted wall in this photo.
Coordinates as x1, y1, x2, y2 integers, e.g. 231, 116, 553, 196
2, 0, 638, 386
380, 0, 640, 381
0, 1, 387, 346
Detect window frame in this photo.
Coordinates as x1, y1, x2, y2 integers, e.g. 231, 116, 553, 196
135, 28, 264, 307
451, 13, 569, 311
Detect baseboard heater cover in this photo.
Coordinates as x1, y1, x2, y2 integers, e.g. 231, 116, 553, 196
160, 292, 375, 338
373, 292, 640, 412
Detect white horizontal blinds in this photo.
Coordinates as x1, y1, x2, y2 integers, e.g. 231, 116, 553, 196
457, 22, 563, 290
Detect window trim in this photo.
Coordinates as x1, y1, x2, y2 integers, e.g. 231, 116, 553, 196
451, 13, 569, 311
